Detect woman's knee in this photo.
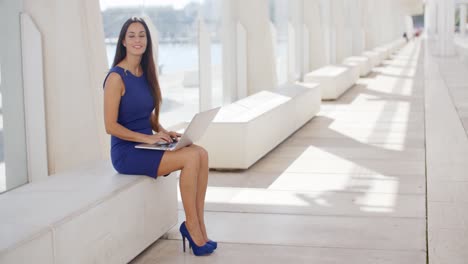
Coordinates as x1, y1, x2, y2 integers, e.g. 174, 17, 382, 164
192, 145, 209, 163
183, 146, 201, 166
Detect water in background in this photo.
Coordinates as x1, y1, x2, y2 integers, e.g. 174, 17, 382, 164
105, 43, 222, 73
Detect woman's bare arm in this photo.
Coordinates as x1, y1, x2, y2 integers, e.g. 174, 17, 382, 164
151, 111, 168, 133
104, 73, 171, 144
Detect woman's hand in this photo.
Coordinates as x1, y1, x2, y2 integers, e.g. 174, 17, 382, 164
167, 131, 182, 141
145, 132, 173, 144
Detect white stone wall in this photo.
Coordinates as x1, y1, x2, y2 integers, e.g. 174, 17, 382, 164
23, 0, 109, 174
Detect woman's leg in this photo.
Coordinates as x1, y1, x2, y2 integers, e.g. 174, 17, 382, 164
190, 145, 210, 242
157, 147, 205, 246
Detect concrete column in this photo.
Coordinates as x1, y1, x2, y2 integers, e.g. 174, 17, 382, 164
304, 0, 327, 70
362, 0, 378, 49
374, 0, 385, 46
319, 0, 334, 64
383, 0, 393, 43
332, 0, 347, 62
425, 0, 438, 37
436, 0, 455, 56
460, 4, 467, 37
425, 1, 432, 37
288, 0, 304, 81
23, 0, 109, 173
221, 0, 237, 103
392, 0, 404, 40
389, 0, 401, 41
0, 0, 29, 189
198, 19, 212, 111
222, 0, 276, 96
350, 0, 364, 55
342, 0, 353, 59
405, 15, 415, 39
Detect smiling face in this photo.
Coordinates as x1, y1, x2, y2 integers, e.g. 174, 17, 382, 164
123, 22, 147, 56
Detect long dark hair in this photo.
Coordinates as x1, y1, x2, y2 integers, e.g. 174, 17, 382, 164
112, 17, 162, 129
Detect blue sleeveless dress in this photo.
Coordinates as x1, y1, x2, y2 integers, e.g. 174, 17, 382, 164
104, 66, 165, 178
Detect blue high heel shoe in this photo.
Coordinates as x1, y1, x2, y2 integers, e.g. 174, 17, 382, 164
207, 240, 217, 250
180, 222, 214, 256
188, 239, 217, 250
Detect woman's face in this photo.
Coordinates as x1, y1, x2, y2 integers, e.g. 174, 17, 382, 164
123, 22, 147, 56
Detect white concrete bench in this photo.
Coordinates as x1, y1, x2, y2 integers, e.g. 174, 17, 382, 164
355, 39, 405, 75
363, 50, 381, 68
390, 39, 406, 54
304, 65, 358, 100
374, 46, 391, 61
374, 39, 406, 62
342, 56, 372, 77
197, 82, 321, 169
0, 162, 178, 264
341, 62, 361, 82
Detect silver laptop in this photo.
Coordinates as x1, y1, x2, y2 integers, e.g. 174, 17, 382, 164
135, 107, 220, 151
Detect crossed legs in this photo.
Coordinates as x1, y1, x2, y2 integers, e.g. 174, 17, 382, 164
157, 144, 210, 246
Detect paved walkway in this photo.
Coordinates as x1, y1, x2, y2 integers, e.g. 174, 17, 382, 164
425, 39, 468, 264
130, 39, 468, 263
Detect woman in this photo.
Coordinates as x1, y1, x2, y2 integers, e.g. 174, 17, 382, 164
103, 17, 216, 256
